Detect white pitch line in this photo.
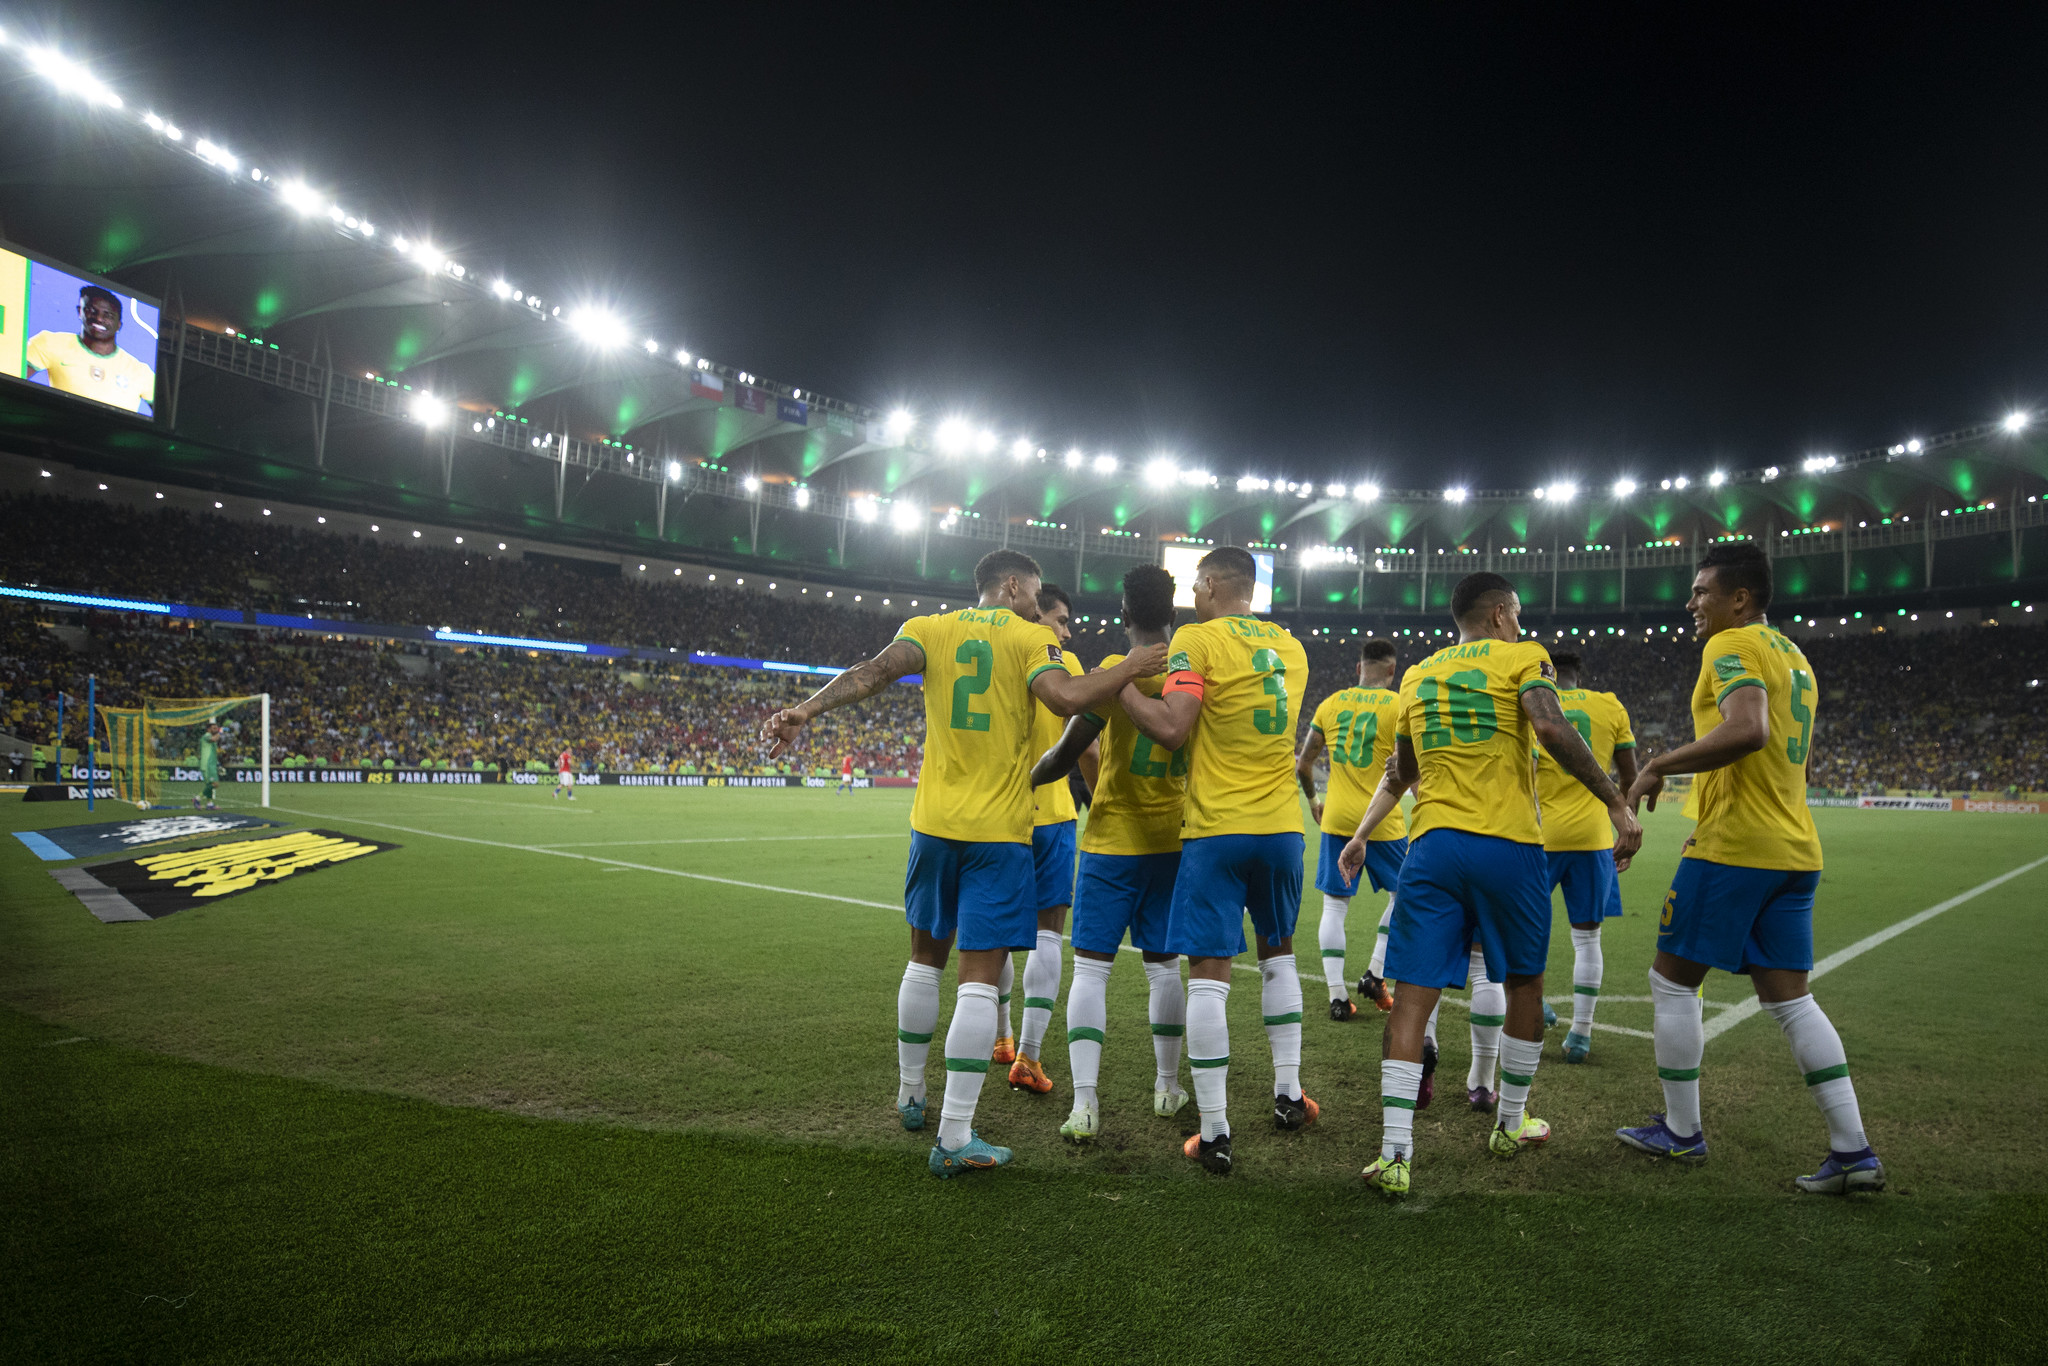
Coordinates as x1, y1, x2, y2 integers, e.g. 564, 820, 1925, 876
536, 833, 907, 849
1703, 852, 2048, 1043
258, 803, 902, 911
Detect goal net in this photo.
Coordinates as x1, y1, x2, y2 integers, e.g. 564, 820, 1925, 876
99, 696, 269, 808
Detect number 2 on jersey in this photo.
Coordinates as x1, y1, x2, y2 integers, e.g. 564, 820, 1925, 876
950, 639, 993, 731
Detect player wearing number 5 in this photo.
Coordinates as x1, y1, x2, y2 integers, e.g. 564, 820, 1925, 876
1339, 572, 1641, 1198
1618, 542, 1882, 1194
1117, 546, 1313, 1175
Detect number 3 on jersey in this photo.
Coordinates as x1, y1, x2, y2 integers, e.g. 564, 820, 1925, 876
951, 639, 993, 731
1251, 647, 1289, 734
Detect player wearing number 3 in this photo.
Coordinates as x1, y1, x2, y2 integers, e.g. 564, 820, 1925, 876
1117, 546, 1313, 1175
1338, 572, 1642, 1197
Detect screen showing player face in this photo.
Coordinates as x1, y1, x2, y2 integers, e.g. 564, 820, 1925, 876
1162, 546, 1275, 612
0, 244, 161, 419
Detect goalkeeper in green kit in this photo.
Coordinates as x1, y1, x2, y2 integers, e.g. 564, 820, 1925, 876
194, 722, 222, 809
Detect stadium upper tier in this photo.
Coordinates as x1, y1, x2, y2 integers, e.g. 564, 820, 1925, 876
2, 65, 2046, 609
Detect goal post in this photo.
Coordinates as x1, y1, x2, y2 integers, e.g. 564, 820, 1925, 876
98, 695, 268, 808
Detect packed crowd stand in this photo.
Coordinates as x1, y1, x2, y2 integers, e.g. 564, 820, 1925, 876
2, 492, 2043, 792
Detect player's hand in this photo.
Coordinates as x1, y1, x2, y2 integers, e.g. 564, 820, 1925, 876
1310, 799, 1324, 825
1337, 835, 1369, 882
1627, 765, 1665, 814
759, 707, 809, 758
1122, 641, 1169, 676
1608, 801, 1643, 872
1383, 751, 1403, 788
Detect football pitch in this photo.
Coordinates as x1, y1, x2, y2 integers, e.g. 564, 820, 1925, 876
3, 785, 2045, 1365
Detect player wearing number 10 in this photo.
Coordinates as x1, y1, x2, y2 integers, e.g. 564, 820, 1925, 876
1618, 542, 1883, 1194
759, 550, 1167, 1178
1118, 546, 1313, 1176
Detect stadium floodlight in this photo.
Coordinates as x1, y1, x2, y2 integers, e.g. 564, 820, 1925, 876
1093, 454, 1119, 475
278, 179, 324, 216
885, 408, 915, 441
935, 417, 972, 456
1905, 437, 1923, 453
890, 501, 921, 531
1145, 458, 1178, 489
1354, 482, 1380, 502
1673, 475, 1690, 490
1064, 449, 1084, 469
489, 278, 513, 299
194, 138, 239, 172
642, 338, 659, 355
665, 459, 682, 481
674, 349, 691, 366
853, 497, 879, 523
742, 475, 761, 493
1708, 470, 1726, 487
2003, 410, 2030, 433
567, 307, 625, 348
1612, 477, 1637, 498
25, 45, 122, 108
975, 429, 999, 456
1444, 486, 1468, 503
1181, 468, 1214, 488
1325, 483, 1347, 498
794, 486, 811, 508
1802, 454, 1837, 473
411, 393, 449, 426
1010, 438, 1036, 461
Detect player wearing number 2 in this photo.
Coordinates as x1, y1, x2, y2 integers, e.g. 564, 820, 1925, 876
1618, 542, 1883, 1194
1340, 572, 1641, 1198
1117, 546, 1313, 1176
759, 549, 1164, 1179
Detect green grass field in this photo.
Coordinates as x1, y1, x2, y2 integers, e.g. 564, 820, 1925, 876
4, 784, 2046, 1365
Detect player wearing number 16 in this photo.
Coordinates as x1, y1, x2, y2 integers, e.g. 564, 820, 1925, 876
1617, 542, 1883, 1194
1340, 572, 1642, 1197
758, 549, 1167, 1178
1117, 546, 1313, 1176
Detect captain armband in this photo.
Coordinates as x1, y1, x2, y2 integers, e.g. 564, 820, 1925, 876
1162, 670, 1205, 700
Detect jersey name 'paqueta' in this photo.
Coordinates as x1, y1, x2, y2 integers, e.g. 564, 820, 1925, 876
895, 607, 1066, 844
1534, 688, 1635, 851
1397, 638, 1557, 845
1311, 685, 1408, 842
1032, 650, 1086, 827
1167, 615, 1309, 840
1080, 653, 1186, 856
1686, 624, 1823, 871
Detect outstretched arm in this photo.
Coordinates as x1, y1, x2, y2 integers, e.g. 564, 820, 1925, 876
1524, 686, 1643, 868
1626, 686, 1768, 812
1296, 727, 1326, 823
760, 638, 925, 758
1031, 713, 1106, 788
1030, 643, 1170, 718
1337, 739, 1417, 881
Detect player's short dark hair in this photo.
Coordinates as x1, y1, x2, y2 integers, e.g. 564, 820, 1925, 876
1036, 582, 1070, 614
1196, 546, 1257, 597
1698, 541, 1772, 611
78, 284, 120, 316
1451, 572, 1517, 624
1550, 650, 1583, 680
974, 549, 1041, 593
1359, 637, 1397, 666
1120, 564, 1176, 633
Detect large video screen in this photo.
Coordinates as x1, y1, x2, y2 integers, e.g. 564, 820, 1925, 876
1160, 545, 1276, 613
0, 243, 160, 419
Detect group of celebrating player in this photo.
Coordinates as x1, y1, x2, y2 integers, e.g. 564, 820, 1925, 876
761, 538, 1883, 1196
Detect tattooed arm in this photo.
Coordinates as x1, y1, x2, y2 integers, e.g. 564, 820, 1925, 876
759, 638, 926, 758
1524, 684, 1643, 868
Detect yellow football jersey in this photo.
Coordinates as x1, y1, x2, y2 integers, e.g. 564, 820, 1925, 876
1168, 615, 1310, 840
1397, 638, 1556, 845
1534, 689, 1635, 851
895, 607, 1067, 844
1685, 624, 1823, 871
1078, 654, 1187, 855
25, 332, 155, 413
1032, 651, 1086, 826
1311, 686, 1407, 841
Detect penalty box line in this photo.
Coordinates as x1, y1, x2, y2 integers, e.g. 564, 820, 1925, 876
1702, 851, 2048, 1044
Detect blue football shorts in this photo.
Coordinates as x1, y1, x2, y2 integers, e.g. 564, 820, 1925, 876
904, 832, 1036, 953
1657, 856, 1820, 974
1165, 831, 1305, 959
1031, 819, 1079, 912
1548, 848, 1623, 924
1071, 850, 1182, 956
1386, 829, 1551, 988
1315, 831, 1409, 898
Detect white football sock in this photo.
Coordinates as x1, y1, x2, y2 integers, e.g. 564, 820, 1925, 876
1067, 956, 1112, 1111
1571, 927, 1603, 1033
1318, 894, 1350, 1000
1380, 1058, 1423, 1161
937, 981, 999, 1149
1186, 977, 1232, 1140
1368, 894, 1394, 978
1424, 999, 1441, 1051
1019, 929, 1063, 1061
1466, 948, 1503, 1091
1762, 993, 1869, 1153
895, 961, 942, 1106
996, 953, 1015, 1041
1496, 1033, 1542, 1132
1145, 958, 1185, 1090
1650, 968, 1704, 1138
1260, 953, 1304, 1100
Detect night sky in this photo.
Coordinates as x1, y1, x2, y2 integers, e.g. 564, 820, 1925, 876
54, 2, 2048, 487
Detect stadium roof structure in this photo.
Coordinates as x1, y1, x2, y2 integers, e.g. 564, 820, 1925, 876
1, 32, 2046, 619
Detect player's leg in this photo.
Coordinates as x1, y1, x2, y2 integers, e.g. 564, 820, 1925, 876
993, 953, 1016, 1065
1476, 836, 1556, 1156
1466, 945, 1503, 1107
1368, 832, 1468, 1196
1013, 820, 1077, 1092
898, 834, 960, 1132
1314, 831, 1358, 1016
1247, 832, 1314, 1129
1357, 839, 1406, 1010
1166, 836, 1251, 1173
929, 841, 1036, 1177
1420, 996, 1441, 1108
1555, 851, 1616, 1062
1133, 852, 1187, 1114
1749, 873, 1882, 1193
1618, 858, 1724, 1162
1062, 852, 1130, 1141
